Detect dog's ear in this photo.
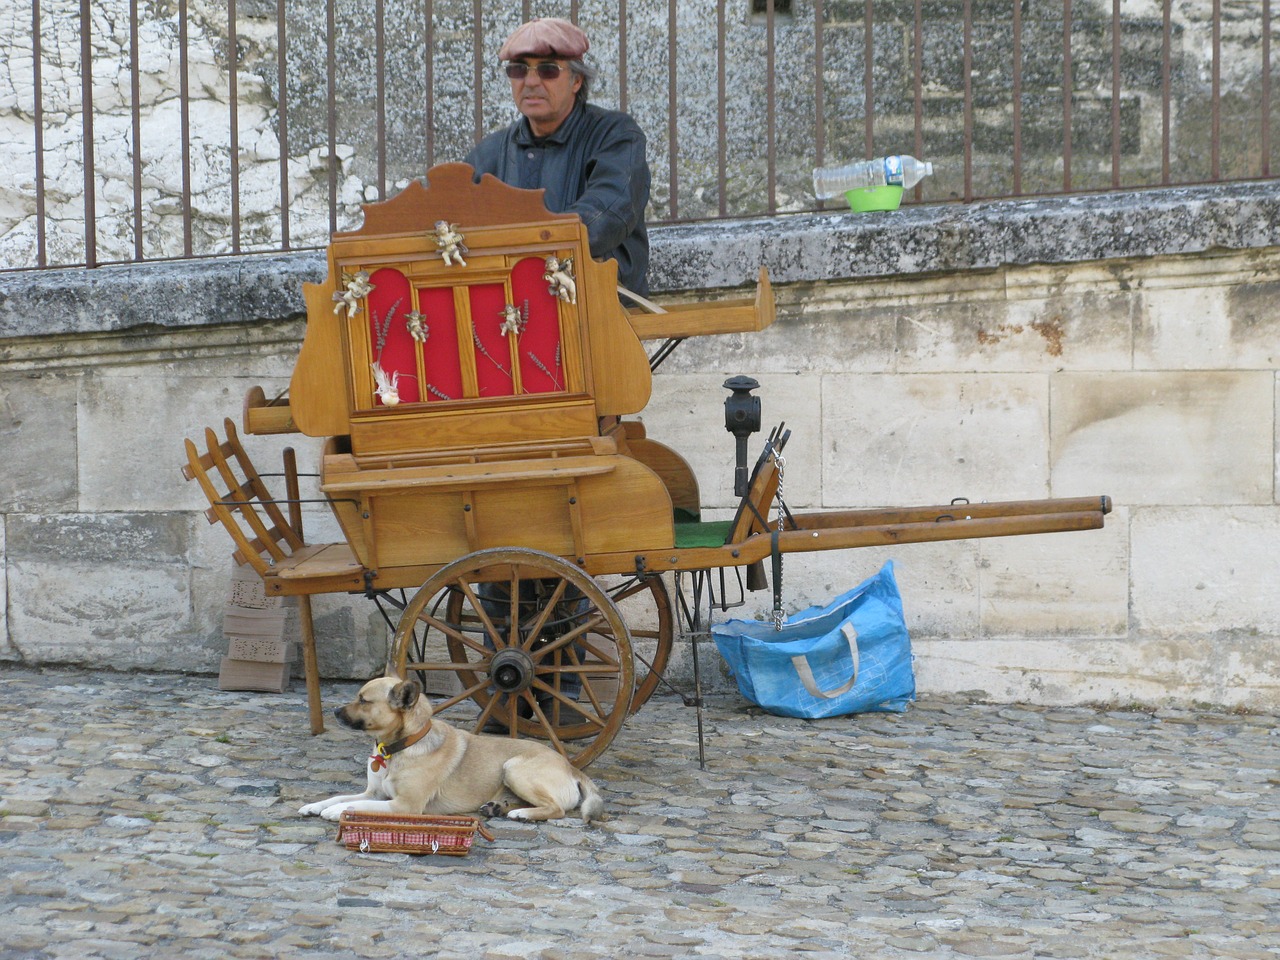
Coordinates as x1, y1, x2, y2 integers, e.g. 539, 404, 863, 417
388, 679, 422, 712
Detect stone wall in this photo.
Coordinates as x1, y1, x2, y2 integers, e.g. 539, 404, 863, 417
2, 182, 1278, 710
1, 0, 1274, 266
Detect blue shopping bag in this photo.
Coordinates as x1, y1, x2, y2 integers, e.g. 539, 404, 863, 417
711, 560, 915, 718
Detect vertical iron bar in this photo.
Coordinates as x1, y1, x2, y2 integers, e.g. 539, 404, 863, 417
1211, 0, 1221, 179
229, 0, 242, 253
1063, 0, 1073, 192
717, 0, 726, 216
962, 0, 973, 202
1264, 0, 1273, 177
376, 0, 387, 200
668, 0, 679, 218
79, 0, 97, 268
1111, 0, 1121, 187
863, 0, 873, 157
619, 0, 629, 114
33, 0, 46, 267
130, 0, 144, 259
326, 0, 337, 233
1161, 0, 1171, 183
276, 0, 290, 248
815, 0, 826, 210
913, 0, 923, 200
765, 0, 776, 214
473, 0, 484, 144
426, 0, 435, 168
1012, 0, 1023, 195
179, 0, 193, 257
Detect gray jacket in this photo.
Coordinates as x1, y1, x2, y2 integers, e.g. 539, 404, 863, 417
465, 102, 651, 295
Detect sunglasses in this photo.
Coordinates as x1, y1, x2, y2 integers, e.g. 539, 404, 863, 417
505, 61, 565, 81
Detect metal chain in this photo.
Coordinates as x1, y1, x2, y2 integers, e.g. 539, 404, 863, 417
772, 451, 786, 631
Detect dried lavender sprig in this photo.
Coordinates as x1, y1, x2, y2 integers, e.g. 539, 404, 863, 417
372, 296, 403, 359
527, 350, 562, 391
472, 324, 510, 376
426, 384, 452, 400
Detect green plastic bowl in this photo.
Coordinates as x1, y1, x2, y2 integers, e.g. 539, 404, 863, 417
844, 185, 904, 212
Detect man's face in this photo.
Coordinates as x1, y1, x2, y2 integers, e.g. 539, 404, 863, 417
508, 58, 582, 137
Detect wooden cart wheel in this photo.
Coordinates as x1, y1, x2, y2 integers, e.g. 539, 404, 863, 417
598, 573, 673, 713
389, 548, 635, 768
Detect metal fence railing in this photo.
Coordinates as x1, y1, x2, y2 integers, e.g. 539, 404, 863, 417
0, 0, 1274, 271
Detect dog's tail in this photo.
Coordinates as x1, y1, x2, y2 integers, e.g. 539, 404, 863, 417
575, 770, 607, 824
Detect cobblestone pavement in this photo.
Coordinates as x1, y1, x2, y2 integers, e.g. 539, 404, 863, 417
1, 664, 1277, 960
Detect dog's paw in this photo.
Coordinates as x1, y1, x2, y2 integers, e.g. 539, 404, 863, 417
506, 808, 532, 821
320, 805, 349, 822
479, 801, 510, 818
298, 802, 325, 817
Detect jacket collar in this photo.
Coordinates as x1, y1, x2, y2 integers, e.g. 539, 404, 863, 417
513, 101, 585, 148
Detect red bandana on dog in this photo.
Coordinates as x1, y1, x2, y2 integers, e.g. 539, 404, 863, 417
369, 722, 432, 772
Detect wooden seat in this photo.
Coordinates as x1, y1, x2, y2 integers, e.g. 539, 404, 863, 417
182, 418, 331, 734
726, 426, 792, 544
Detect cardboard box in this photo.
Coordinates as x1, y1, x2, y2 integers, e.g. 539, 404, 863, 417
226, 635, 294, 663
218, 658, 291, 693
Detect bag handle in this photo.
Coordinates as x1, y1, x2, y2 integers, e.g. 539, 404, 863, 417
790, 623, 859, 699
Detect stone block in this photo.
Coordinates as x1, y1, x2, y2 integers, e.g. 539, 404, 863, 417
1133, 251, 1280, 370
0, 372, 79, 512
79, 371, 321, 513
1131, 506, 1280, 635
913, 635, 1279, 710
1051, 372, 1273, 505
976, 504, 1129, 638
5, 513, 205, 670
642, 372, 822, 511
897, 263, 1137, 373
0, 520, 8, 660
822, 373, 1050, 507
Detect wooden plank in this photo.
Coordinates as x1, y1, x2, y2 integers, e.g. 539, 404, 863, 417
321, 454, 617, 495
242, 385, 296, 435
627, 268, 775, 340
585, 505, 1111, 577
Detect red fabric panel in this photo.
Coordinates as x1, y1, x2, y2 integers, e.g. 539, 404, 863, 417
468, 283, 515, 398
416, 286, 463, 402
510, 257, 565, 394
366, 267, 420, 405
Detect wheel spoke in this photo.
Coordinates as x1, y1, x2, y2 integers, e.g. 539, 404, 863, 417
457, 579, 510, 650
525, 691, 572, 760
417, 606, 490, 658
426, 676, 492, 714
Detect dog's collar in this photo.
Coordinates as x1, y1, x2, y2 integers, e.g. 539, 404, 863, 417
369, 721, 432, 773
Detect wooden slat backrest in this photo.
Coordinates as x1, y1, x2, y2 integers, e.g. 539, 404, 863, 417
183, 418, 305, 575
726, 428, 791, 545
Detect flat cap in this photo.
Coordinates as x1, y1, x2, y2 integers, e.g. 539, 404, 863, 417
499, 17, 590, 60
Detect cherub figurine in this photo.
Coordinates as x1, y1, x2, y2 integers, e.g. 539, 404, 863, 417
371, 361, 401, 406
543, 255, 576, 304
499, 303, 526, 337
405, 309, 428, 343
333, 270, 375, 318
433, 220, 468, 267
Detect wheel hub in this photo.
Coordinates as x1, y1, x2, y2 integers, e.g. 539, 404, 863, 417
488, 647, 535, 694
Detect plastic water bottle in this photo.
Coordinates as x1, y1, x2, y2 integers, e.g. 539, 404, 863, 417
812, 155, 934, 198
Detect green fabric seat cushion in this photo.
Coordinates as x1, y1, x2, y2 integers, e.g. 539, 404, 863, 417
673, 519, 734, 549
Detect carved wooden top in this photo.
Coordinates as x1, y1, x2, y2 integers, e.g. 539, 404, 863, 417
335, 163, 578, 239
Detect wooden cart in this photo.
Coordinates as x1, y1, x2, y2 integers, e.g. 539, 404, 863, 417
183, 163, 1110, 766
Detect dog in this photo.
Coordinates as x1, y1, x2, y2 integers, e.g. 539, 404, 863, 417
298, 676, 606, 824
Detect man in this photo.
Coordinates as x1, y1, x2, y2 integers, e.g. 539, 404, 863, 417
465, 17, 651, 296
